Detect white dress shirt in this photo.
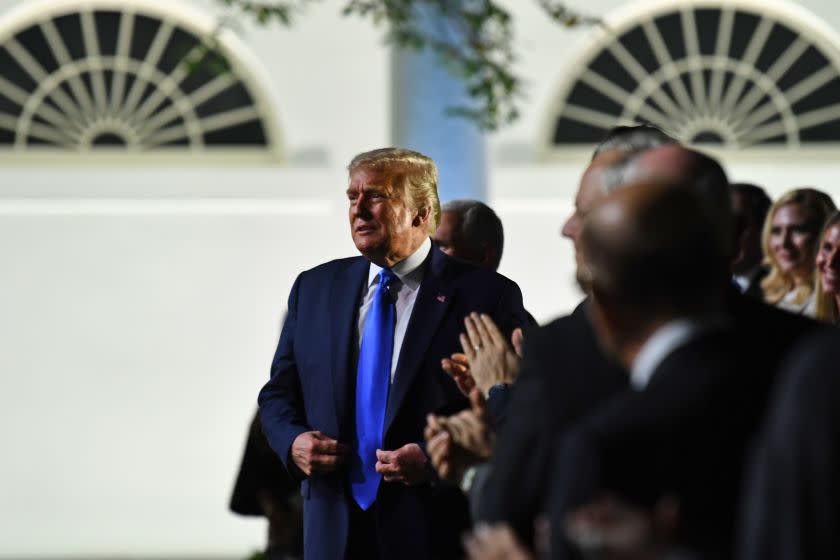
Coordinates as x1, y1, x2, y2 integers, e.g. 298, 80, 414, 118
630, 316, 731, 391
733, 265, 762, 294
357, 237, 431, 382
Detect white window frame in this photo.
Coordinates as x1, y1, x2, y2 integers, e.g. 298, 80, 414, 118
0, 0, 284, 164
540, 0, 840, 162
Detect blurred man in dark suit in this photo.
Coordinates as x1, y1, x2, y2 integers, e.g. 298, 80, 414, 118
731, 183, 772, 300
550, 180, 741, 559
258, 148, 528, 559
739, 330, 840, 560
476, 128, 674, 546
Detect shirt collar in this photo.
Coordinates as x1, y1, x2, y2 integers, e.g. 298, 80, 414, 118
732, 274, 750, 293
367, 237, 432, 292
732, 265, 762, 293
630, 315, 730, 390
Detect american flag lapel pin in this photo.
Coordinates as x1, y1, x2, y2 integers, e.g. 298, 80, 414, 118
436, 294, 446, 303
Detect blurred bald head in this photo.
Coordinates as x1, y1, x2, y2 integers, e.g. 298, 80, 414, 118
581, 180, 730, 347
623, 144, 734, 259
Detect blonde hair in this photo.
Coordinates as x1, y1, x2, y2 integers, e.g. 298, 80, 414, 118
348, 147, 441, 234
760, 188, 836, 305
815, 211, 840, 323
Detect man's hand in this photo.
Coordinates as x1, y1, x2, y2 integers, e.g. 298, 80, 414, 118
445, 389, 495, 459
441, 352, 475, 397
290, 431, 349, 477
565, 494, 680, 560
426, 422, 481, 483
461, 313, 523, 395
375, 443, 429, 485
424, 389, 494, 482
464, 523, 534, 560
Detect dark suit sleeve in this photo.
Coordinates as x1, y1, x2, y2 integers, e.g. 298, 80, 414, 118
738, 332, 840, 560
483, 279, 530, 433
477, 308, 627, 547
484, 385, 511, 432
476, 335, 550, 546
258, 274, 310, 477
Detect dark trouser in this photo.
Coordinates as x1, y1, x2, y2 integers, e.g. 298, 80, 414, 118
346, 498, 381, 560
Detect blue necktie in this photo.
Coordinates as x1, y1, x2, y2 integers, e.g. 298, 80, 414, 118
350, 268, 397, 510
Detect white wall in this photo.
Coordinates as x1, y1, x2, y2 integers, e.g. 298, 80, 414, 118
3, 0, 840, 557
0, 170, 347, 557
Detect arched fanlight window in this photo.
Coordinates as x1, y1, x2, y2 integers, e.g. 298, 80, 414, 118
0, 0, 283, 161
543, 0, 840, 155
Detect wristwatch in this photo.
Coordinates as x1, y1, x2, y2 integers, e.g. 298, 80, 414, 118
485, 382, 510, 400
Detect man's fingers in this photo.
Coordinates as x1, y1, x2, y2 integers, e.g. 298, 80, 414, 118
511, 328, 524, 358
455, 409, 483, 433
438, 460, 451, 480
442, 357, 469, 376
425, 414, 443, 440
311, 454, 344, 473
460, 333, 476, 360
446, 416, 471, 444
448, 413, 483, 448
430, 414, 446, 442
375, 461, 393, 474
375, 460, 399, 475
308, 432, 349, 454
313, 453, 345, 466
428, 431, 451, 464
441, 358, 457, 377
442, 358, 475, 396
469, 312, 495, 348
464, 314, 485, 351
451, 353, 469, 367
427, 413, 451, 435
312, 439, 348, 455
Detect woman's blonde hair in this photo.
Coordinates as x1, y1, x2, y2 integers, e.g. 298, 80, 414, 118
348, 147, 441, 234
815, 211, 840, 323
760, 188, 836, 305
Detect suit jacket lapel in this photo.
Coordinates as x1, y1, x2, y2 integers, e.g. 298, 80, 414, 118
384, 247, 453, 436
329, 257, 369, 438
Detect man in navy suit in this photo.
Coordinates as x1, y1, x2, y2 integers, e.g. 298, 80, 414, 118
259, 148, 528, 559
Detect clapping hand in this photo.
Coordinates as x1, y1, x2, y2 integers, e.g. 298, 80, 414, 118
425, 388, 495, 482
464, 523, 534, 560
460, 313, 523, 395
441, 313, 524, 397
